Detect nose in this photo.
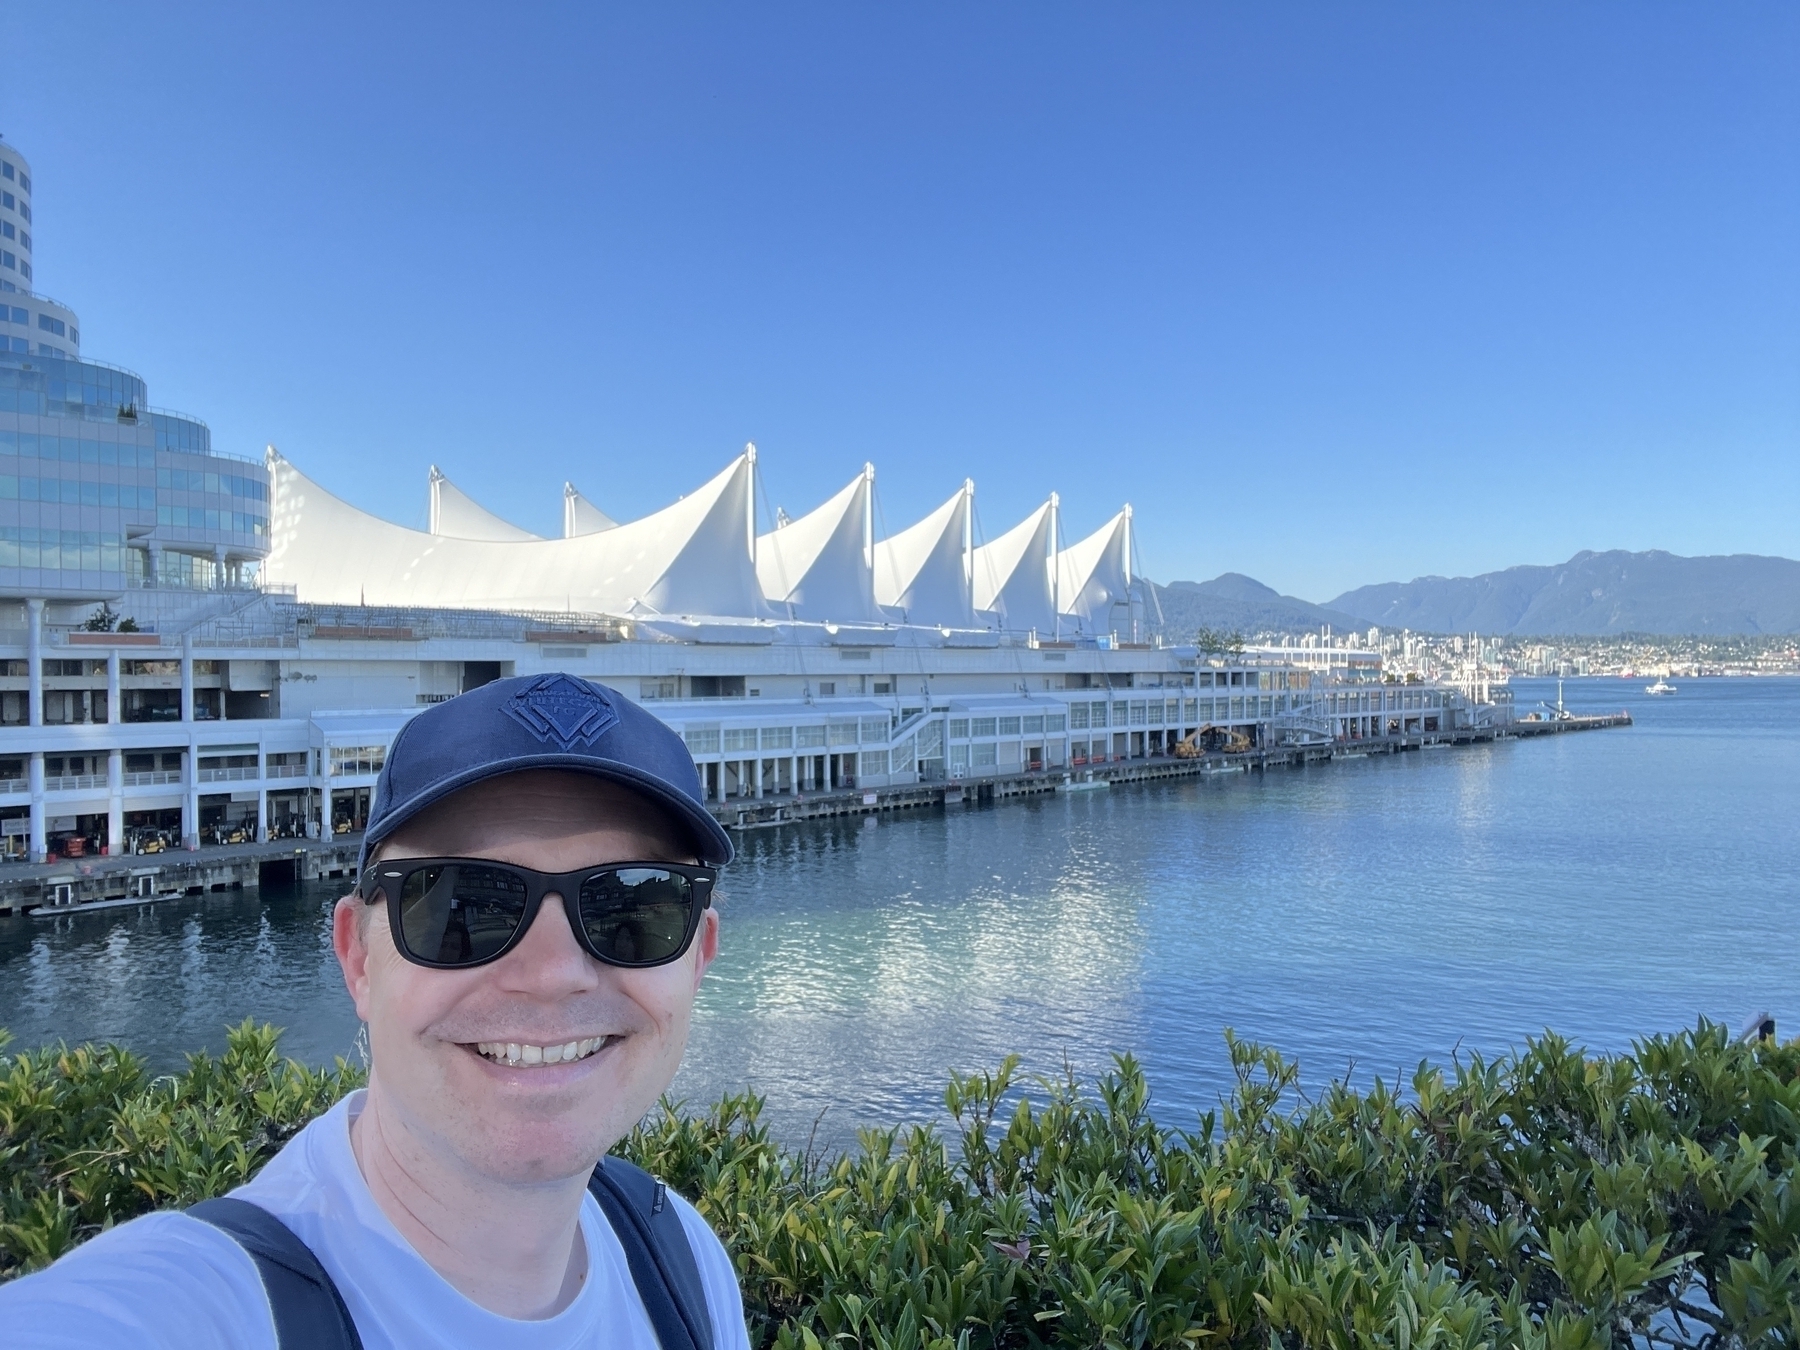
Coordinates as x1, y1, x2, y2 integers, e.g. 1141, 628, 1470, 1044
492, 888, 602, 995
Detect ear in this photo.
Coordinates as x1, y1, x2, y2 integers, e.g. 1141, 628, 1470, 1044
691, 906, 720, 992
333, 895, 376, 1021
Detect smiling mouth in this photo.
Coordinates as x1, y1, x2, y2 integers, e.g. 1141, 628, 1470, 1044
471, 1036, 615, 1067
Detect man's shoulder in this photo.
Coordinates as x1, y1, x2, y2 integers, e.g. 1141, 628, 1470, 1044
0, 1209, 277, 1350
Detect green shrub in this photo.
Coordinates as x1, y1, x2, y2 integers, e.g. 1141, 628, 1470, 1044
2, 1020, 1795, 1348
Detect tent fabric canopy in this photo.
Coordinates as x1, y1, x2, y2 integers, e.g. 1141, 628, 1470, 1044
873, 482, 973, 628
265, 445, 1138, 635
972, 499, 1059, 634
427, 468, 542, 541
755, 467, 878, 622
563, 484, 619, 537
1056, 508, 1132, 631
267, 448, 766, 618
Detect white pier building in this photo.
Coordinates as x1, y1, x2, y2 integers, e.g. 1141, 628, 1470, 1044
0, 135, 1497, 865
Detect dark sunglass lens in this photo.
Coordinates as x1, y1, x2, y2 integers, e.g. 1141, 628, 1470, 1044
577, 868, 696, 965
396, 864, 529, 965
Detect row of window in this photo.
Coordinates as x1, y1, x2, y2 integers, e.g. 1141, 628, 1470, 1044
0, 475, 153, 507
0, 528, 127, 572
1, 162, 27, 192
157, 505, 268, 535
0, 359, 153, 414
15, 342, 65, 358
0, 253, 29, 281
0, 431, 249, 482
683, 717, 893, 754
0, 223, 28, 252
1326, 690, 1442, 711
330, 745, 387, 777
946, 712, 1073, 739
0, 191, 28, 221
0, 429, 154, 463
157, 468, 269, 500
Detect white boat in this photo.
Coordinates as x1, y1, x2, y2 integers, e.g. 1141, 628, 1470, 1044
1644, 679, 1676, 695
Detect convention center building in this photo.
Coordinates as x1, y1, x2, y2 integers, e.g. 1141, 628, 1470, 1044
0, 135, 1484, 864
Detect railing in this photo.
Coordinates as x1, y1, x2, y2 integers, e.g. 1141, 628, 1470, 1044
122, 770, 183, 787
45, 774, 106, 791
144, 406, 213, 433
0, 778, 25, 793
265, 763, 307, 779
197, 766, 258, 783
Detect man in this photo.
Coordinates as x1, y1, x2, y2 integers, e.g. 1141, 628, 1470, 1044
2, 673, 749, 1349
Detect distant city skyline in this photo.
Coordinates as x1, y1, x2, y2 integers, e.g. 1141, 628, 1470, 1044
2, 4, 1794, 601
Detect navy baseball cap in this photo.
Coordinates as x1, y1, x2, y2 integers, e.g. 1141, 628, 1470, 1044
358, 673, 732, 872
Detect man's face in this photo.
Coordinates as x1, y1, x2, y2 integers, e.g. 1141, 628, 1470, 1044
333, 770, 719, 1185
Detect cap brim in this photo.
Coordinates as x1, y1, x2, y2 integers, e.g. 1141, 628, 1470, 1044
357, 752, 734, 872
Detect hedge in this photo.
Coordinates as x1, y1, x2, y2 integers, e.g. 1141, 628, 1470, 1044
1, 1019, 1796, 1348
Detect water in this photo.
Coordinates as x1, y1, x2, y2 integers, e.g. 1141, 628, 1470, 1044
2, 677, 1795, 1145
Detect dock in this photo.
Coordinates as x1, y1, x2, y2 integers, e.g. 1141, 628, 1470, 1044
0, 712, 1631, 914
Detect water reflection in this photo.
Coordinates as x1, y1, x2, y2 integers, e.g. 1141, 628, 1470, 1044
0, 678, 1794, 1147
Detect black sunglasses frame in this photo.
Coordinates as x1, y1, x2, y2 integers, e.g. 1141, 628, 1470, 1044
357, 857, 716, 971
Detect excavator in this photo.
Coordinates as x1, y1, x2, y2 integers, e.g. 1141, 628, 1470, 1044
1172, 724, 1253, 758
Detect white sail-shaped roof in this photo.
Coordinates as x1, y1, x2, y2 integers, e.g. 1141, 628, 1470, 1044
428, 467, 542, 541
873, 481, 973, 628
755, 466, 878, 622
1056, 507, 1132, 630
973, 497, 1059, 633
563, 483, 619, 537
267, 447, 767, 618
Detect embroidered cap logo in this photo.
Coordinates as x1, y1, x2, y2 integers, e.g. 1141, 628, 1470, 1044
501, 674, 621, 750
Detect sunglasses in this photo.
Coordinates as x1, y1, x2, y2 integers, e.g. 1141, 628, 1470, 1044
357, 858, 716, 970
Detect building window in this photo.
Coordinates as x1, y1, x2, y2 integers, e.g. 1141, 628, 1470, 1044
970, 717, 996, 737
948, 718, 969, 739
18, 233, 27, 252
1, 223, 11, 240
972, 742, 997, 767
1, 253, 12, 270
1, 163, 11, 180
329, 745, 387, 777
17, 174, 26, 193
859, 751, 887, 778
998, 716, 1021, 735
6, 306, 21, 323
37, 314, 64, 335
816, 681, 834, 696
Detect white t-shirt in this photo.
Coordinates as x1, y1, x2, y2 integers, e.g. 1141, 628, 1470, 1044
0, 1090, 750, 1350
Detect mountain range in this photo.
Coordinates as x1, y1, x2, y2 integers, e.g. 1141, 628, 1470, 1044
1152, 551, 1800, 638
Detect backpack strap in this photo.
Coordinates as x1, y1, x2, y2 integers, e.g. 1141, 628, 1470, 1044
189, 1197, 365, 1350
588, 1157, 716, 1350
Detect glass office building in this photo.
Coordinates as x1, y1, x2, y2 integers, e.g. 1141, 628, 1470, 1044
0, 137, 268, 604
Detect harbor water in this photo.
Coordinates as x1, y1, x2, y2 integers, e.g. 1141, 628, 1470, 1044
1, 676, 1794, 1145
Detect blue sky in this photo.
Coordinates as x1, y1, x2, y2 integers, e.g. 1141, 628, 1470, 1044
3, 3, 1795, 602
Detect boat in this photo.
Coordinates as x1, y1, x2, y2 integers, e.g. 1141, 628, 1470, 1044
1644, 679, 1676, 696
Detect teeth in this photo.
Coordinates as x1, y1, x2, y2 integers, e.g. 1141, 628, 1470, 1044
473, 1037, 608, 1067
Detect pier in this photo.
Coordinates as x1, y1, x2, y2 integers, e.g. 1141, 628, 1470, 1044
0, 713, 1631, 914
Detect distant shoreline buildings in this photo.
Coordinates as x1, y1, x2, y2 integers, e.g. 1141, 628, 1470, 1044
0, 136, 1497, 868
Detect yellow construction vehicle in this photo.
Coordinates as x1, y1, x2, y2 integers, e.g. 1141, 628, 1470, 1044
1173, 724, 1253, 757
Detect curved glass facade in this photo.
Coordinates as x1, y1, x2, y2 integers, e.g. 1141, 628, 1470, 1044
0, 352, 269, 600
